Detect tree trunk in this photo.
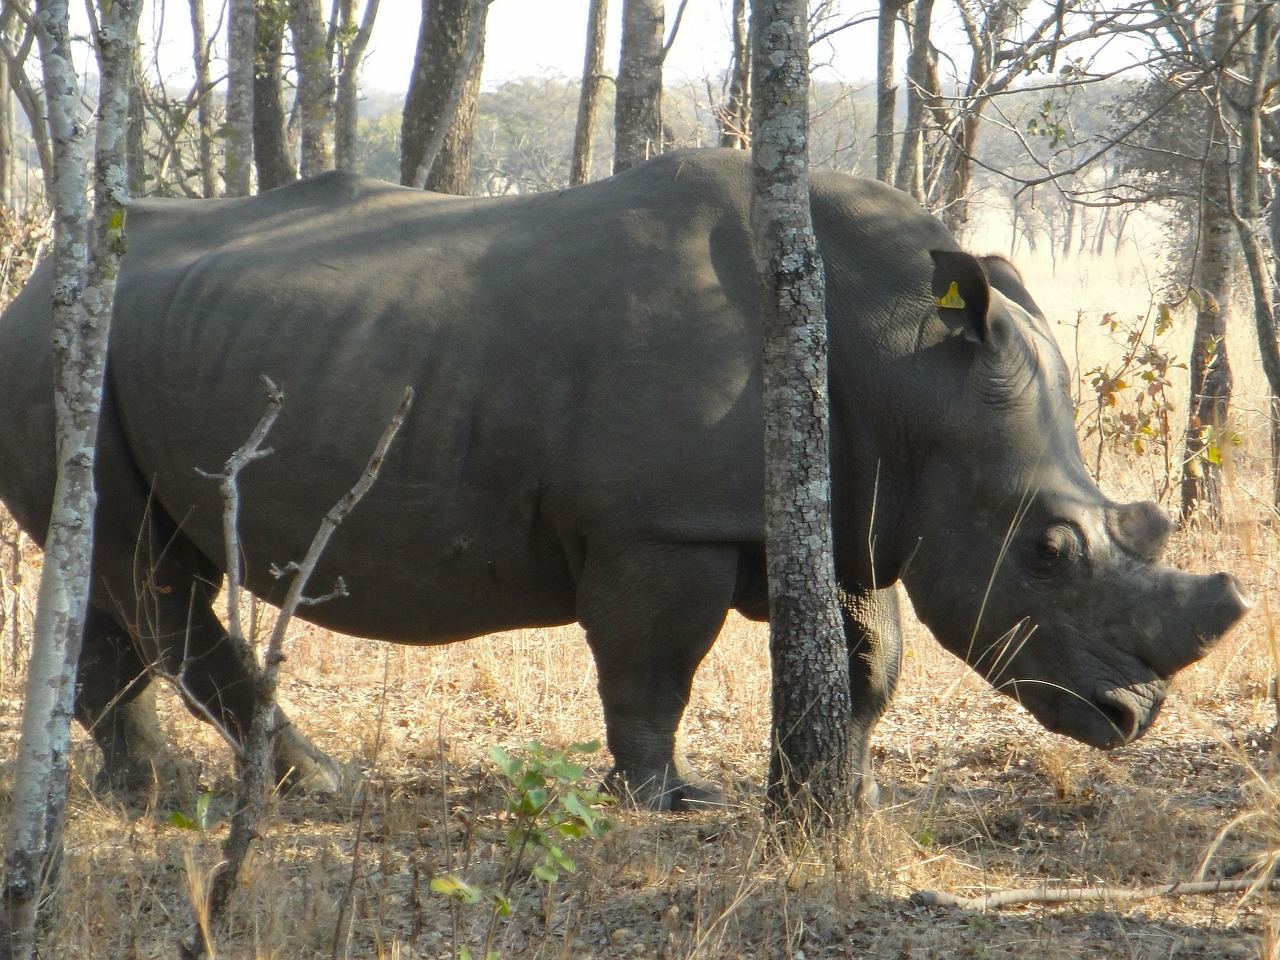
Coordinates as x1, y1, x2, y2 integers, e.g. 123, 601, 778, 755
1231, 2, 1280, 506
750, 0, 855, 831
225, 0, 256, 195
126, 50, 145, 196
719, 0, 750, 149
287, 0, 335, 177
570, 0, 610, 184
253, 0, 296, 190
334, 0, 380, 172
895, 0, 934, 201
613, 0, 664, 173
0, 10, 12, 210
1, 25, 54, 197
874, 0, 899, 183
1180, 1, 1237, 522
400, 0, 488, 194
0, 0, 140, 954
188, 0, 216, 196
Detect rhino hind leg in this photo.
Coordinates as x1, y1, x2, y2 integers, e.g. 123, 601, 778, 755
83, 424, 340, 795
576, 541, 738, 811
841, 584, 903, 808
75, 607, 175, 794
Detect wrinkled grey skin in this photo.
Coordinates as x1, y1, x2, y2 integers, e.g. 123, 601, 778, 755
0, 150, 1248, 808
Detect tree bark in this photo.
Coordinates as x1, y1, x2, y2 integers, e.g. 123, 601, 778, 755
253, 0, 296, 190
1180, 0, 1237, 522
287, 0, 335, 177
188, 0, 216, 196
400, 0, 488, 193
613, 0, 664, 173
126, 50, 145, 196
570, 0, 609, 184
0, 9, 12, 210
0, 22, 54, 197
334, 0, 380, 172
895, 0, 934, 201
751, 0, 855, 831
874, 0, 899, 183
225, 0, 256, 195
0, 0, 140, 954
719, 0, 751, 149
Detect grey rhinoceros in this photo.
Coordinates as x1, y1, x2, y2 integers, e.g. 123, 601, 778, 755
0, 149, 1249, 808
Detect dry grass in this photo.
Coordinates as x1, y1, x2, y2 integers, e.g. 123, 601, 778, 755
1, 228, 1279, 958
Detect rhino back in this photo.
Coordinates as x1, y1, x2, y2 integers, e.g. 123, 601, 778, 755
107, 157, 772, 641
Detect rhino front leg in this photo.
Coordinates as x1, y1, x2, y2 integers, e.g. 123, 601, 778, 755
577, 541, 738, 811
841, 584, 903, 807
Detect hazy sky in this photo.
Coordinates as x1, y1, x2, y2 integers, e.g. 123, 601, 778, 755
131, 1, 882, 96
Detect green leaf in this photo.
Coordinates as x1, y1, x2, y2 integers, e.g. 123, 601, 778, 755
430, 874, 484, 905
533, 863, 559, 883
169, 810, 199, 831
195, 791, 213, 830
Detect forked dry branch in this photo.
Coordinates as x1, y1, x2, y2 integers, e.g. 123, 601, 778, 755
182, 379, 414, 959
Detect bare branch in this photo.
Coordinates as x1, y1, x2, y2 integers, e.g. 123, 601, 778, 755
914, 876, 1280, 911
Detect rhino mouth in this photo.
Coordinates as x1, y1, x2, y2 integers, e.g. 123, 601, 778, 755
1000, 675, 1167, 749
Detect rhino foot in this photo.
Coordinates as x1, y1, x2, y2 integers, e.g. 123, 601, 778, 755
272, 722, 342, 795
607, 766, 726, 812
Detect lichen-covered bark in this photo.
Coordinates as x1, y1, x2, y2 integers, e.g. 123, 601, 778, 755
188, 0, 217, 196
894, 0, 934, 201
253, 0, 297, 190
613, 0, 663, 174
750, 0, 855, 831
400, 0, 487, 193
719, 0, 750, 149
874, 0, 899, 183
287, 0, 335, 177
1, 1, 139, 955
570, 0, 609, 184
224, 0, 255, 195
1180, 0, 1237, 522
334, 0, 380, 172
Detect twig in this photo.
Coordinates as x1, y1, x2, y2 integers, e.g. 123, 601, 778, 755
184, 384, 414, 959
913, 876, 1280, 911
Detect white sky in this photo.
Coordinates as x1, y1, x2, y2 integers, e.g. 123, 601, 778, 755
130, 0, 883, 97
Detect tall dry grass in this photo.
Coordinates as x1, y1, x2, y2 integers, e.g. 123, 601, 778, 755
0, 215, 1276, 957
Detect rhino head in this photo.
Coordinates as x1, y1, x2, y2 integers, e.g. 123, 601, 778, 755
886, 250, 1249, 749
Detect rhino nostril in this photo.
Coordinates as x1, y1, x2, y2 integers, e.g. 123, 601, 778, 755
1095, 689, 1142, 745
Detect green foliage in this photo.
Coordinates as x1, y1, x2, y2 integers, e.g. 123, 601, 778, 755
430, 741, 612, 959
168, 791, 218, 832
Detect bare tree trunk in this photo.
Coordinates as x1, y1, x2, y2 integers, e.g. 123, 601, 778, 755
874, 0, 899, 183
0, 0, 140, 955
252, 0, 295, 189
0, 23, 54, 196
751, 0, 855, 832
400, 0, 488, 193
719, 0, 751, 149
188, 0, 216, 196
126, 50, 145, 196
570, 0, 609, 184
334, 0, 380, 172
225, 0, 256, 195
1180, 0, 1237, 522
614, 0, 664, 173
0, 10, 12, 210
287, 0, 335, 176
1231, 3, 1280, 506
895, 0, 934, 201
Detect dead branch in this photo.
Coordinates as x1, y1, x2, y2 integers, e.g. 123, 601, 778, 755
183, 383, 414, 959
913, 875, 1280, 911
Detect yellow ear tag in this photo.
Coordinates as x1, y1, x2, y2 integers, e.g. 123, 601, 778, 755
938, 281, 967, 310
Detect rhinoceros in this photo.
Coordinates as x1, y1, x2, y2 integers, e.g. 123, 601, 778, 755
0, 149, 1248, 808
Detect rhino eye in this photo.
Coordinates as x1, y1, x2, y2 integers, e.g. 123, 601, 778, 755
1032, 524, 1080, 575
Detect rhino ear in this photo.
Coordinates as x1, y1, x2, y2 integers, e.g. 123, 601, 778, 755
930, 249, 990, 344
